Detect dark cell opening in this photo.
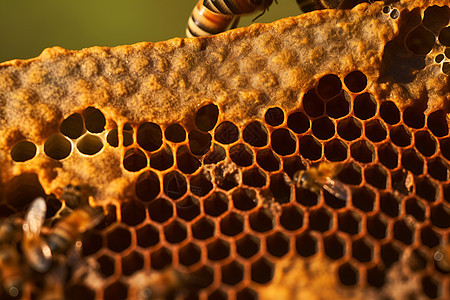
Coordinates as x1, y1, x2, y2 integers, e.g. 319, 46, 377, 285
189, 130, 212, 155
97, 255, 115, 278
11, 140, 37, 162
251, 258, 274, 284
378, 143, 398, 169
430, 204, 450, 228
150, 146, 174, 171
266, 232, 290, 257
380, 101, 400, 125
352, 187, 375, 212
265, 107, 284, 126
299, 135, 322, 160
324, 139, 348, 161
317, 74, 342, 100
422, 276, 441, 299
204, 192, 228, 217
283, 155, 306, 180
312, 117, 335, 140
176, 196, 200, 221
302, 89, 324, 117
148, 198, 173, 223
243, 167, 267, 187
271, 128, 297, 155
104, 281, 128, 300
326, 91, 350, 119
354, 93, 377, 120
82, 231, 103, 256
337, 117, 362, 141
207, 239, 230, 261
60, 113, 84, 139
249, 208, 274, 233
403, 106, 425, 129
393, 220, 414, 245
163, 171, 187, 200
256, 149, 280, 171
280, 205, 304, 231
220, 212, 244, 236
214, 121, 239, 144
106, 128, 119, 147
136, 224, 159, 248
164, 220, 187, 244
150, 247, 172, 270
401, 149, 424, 175
350, 140, 374, 163
405, 197, 426, 222
229, 143, 253, 167
443, 62, 450, 75
390, 8, 399, 19
107, 227, 131, 253
438, 26, 450, 46
428, 158, 449, 181
287, 111, 310, 134
243, 121, 268, 147
176, 145, 201, 174
135, 171, 160, 202
237, 288, 257, 300
121, 251, 144, 276
94, 204, 117, 230
44, 133, 72, 160
337, 162, 362, 185
66, 285, 95, 300
309, 208, 332, 232
192, 217, 215, 240
83, 107, 106, 133
296, 231, 318, 257
4, 173, 45, 210
338, 211, 361, 235
204, 143, 226, 164
379, 192, 399, 217
428, 110, 449, 137
179, 243, 201, 266
295, 186, 319, 207
365, 119, 387, 142
123, 148, 147, 172
77, 134, 103, 155
352, 239, 373, 262
208, 290, 227, 300
137, 122, 163, 152
324, 234, 345, 260
165, 124, 186, 143
423, 5, 450, 34
390, 125, 412, 147
195, 103, 219, 132
121, 200, 146, 226
416, 176, 438, 202
190, 173, 213, 197
405, 25, 435, 55
232, 188, 257, 211
367, 266, 385, 288
381, 243, 400, 268
270, 174, 291, 204
123, 123, 134, 147
236, 235, 260, 258
441, 137, 450, 161
221, 261, 244, 285
367, 214, 387, 240
365, 165, 388, 190
415, 131, 437, 157
339, 263, 359, 286
435, 53, 445, 63
421, 226, 441, 248
344, 70, 367, 93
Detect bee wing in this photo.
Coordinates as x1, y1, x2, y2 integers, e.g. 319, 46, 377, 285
323, 178, 348, 202
24, 197, 47, 239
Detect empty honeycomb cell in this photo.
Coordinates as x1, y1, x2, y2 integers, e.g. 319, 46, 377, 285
338, 263, 359, 286
445, 184, 450, 203
215, 121, 241, 146
221, 261, 244, 285
136, 224, 159, 248
352, 187, 375, 212
4, 173, 46, 210
393, 220, 414, 245
443, 62, 450, 75
415, 131, 437, 157
367, 266, 385, 288
83, 107, 106, 133
237, 288, 257, 300
270, 174, 291, 203
179, 243, 201, 266
338, 210, 361, 235
123, 148, 147, 172
415, 176, 438, 202
280, 205, 304, 231
380, 101, 401, 125
95, 204, 117, 230
427, 110, 449, 137
249, 208, 274, 233
45, 195, 62, 218
220, 212, 244, 236
309, 208, 333, 232
189, 130, 212, 155
350, 140, 375, 163
435, 53, 445, 63
337, 162, 362, 185
422, 276, 441, 299
409, 249, 428, 272
271, 128, 297, 155
378, 143, 398, 169
44, 133, 72, 160
367, 214, 388, 240
243, 167, 267, 187
401, 149, 424, 175
420, 226, 441, 248
390, 125, 412, 147
390, 8, 399, 19
236, 234, 260, 258
204, 143, 226, 164
243, 121, 269, 147
431, 204, 450, 228
439, 26, 450, 46
148, 198, 173, 223
207, 239, 230, 261
164, 220, 187, 244
326, 91, 350, 119
405, 197, 426, 222
76, 134, 103, 155
204, 192, 228, 217
251, 258, 274, 284
192, 217, 215, 240
441, 137, 450, 161
229, 143, 253, 166
163, 171, 187, 200
283, 155, 306, 180
176, 196, 200, 221
106, 128, 119, 147
136, 122, 163, 152
256, 149, 280, 171
405, 25, 435, 55
295, 186, 319, 207
104, 281, 128, 300
447, 47, 450, 58
177, 145, 201, 174
323, 188, 347, 209
135, 170, 160, 202
59, 113, 84, 139
404, 106, 426, 129
107, 226, 132, 253
365, 119, 387, 143
96, 254, 115, 278
266, 231, 290, 257
123, 123, 134, 147
344, 70, 367, 93
317, 74, 342, 100
323, 234, 346, 260
208, 290, 227, 300
195, 103, 219, 132
150, 247, 172, 270
264, 107, 284, 126
299, 135, 322, 160
352, 238, 374, 263
312, 117, 335, 140
295, 231, 317, 257
423, 5, 450, 33
354, 93, 377, 120
364, 165, 388, 189
287, 111, 310, 134
82, 231, 103, 256
121, 251, 144, 276
214, 167, 238, 191
381, 243, 401, 268
232, 188, 257, 211
165, 123, 186, 143
337, 117, 362, 141
10, 140, 37, 162
150, 146, 174, 171
66, 284, 95, 300
121, 200, 146, 226
303, 89, 325, 117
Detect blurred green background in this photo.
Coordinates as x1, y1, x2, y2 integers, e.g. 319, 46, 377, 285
0, 0, 301, 63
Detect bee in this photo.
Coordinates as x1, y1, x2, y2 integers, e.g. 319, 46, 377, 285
0, 246, 23, 299
61, 184, 88, 209
137, 269, 189, 300
297, 0, 369, 12
293, 162, 348, 201
38, 263, 67, 300
433, 244, 450, 273
186, 0, 273, 37
0, 217, 22, 245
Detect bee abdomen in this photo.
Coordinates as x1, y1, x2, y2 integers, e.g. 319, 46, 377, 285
187, 1, 236, 37
204, 0, 249, 15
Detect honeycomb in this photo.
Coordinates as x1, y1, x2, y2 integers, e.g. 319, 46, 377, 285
0, 1, 450, 299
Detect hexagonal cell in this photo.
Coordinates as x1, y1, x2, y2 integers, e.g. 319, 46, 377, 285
204, 143, 226, 164
195, 103, 219, 132
229, 143, 253, 167
351, 186, 375, 212
179, 243, 201, 266
422, 276, 442, 299
428, 110, 449, 137
428, 157, 449, 181
221, 261, 244, 285
136, 122, 163, 152
409, 248, 428, 272
96, 254, 115, 278
232, 188, 257, 211
104, 280, 128, 300
192, 217, 215, 240
266, 231, 290, 258
381, 242, 401, 268
435, 53, 445, 63
354, 93, 377, 120
378, 142, 398, 169
420, 226, 441, 248
148, 198, 173, 223
352, 238, 374, 263
344, 70, 367, 93
380, 192, 400, 218
337, 117, 362, 141
309, 208, 333, 233
136, 224, 159, 248
326, 91, 350, 119
243, 121, 269, 147
256, 149, 280, 171
121, 200, 146, 226
365, 119, 387, 143
445, 184, 450, 203
337, 162, 362, 185
440, 137, 450, 161
405, 25, 435, 55
249, 208, 274, 233
287, 111, 310, 134
423, 5, 450, 34
165, 123, 186, 143
164, 220, 187, 244
269, 174, 291, 204
189, 130, 212, 156
405, 197, 426, 222
236, 288, 258, 300
44, 133, 72, 160
401, 149, 424, 175
390, 125, 412, 148
296, 231, 318, 257
192, 266, 214, 288
236, 234, 260, 258
123, 148, 147, 172
431, 204, 450, 228
295, 185, 319, 207
220, 212, 244, 236
416, 176, 438, 202
323, 234, 346, 260
163, 171, 187, 200
366, 266, 385, 288
380, 101, 400, 125
271, 128, 297, 156
107, 226, 132, 253
190, 173, 213, 197
150, 247, 172, 270
442, 62, 450, 75
350, 140, 375, 163
83, 107, 106, 134
150, 146, 174, 171
367, 214, 388, 240
82, 231, 103, 256
60, 113, 84, 139
323, 186, 347, 209
121, 251, 144, 276
208, 290, 227, 300
280, 205, 304, 231
338, 262, 359, 286
414, 133, 435, 160
317, 74, 342, 100
312, 117, 335, 140
76, 134, 103, 155
176, 145, 201, 174
283, 155, 306, 180
403, 106, 426, 129
364, 165, 388, 190
243, 167, 267, 188
176, 196, 200, 221
204, 192, 228, 217
251, 258, 274, 284
207, 239, 230, 261
10, 140, 37, 162
299, 135, 322, 161
94, 204, 117, 230
264, 107, 284, 126
393, 220, 414, 245
338, 210, 361, 235
324, 139, 348, 161
302, 88, 324, 117
122, 123, 134, 147
214, 121, 239, 144
213, 164, 240, 191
